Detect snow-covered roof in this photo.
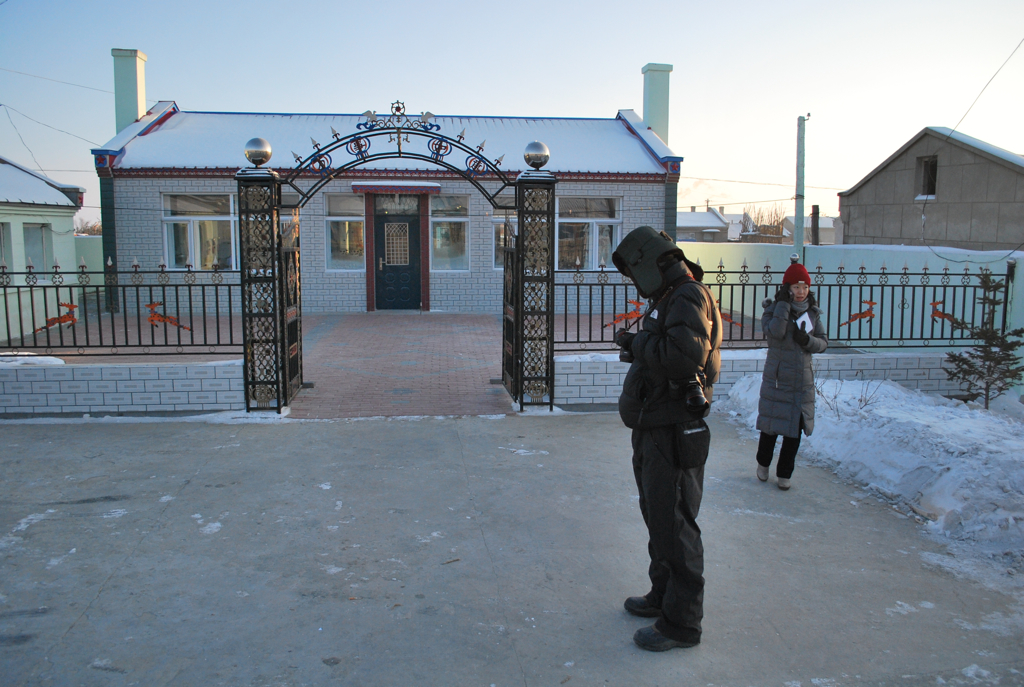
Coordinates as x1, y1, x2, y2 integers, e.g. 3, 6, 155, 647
840, 126, 1024, 197
676, 209, 728, 229
0, 155, 83, 208
94, 103, 679, 175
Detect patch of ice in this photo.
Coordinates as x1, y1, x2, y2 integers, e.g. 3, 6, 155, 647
318, 482, 331, 490
0, 354, 65, 366
159, 495, 175, 502
498, 447, 550, 456
200, 522, 222, 534
102, 509, 127, 519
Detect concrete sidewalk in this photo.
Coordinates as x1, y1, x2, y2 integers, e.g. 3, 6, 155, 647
1, 412, 1021, 686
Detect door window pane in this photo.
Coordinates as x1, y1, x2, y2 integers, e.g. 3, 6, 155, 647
431, 195, 469, 217
329, 220, 364, 269
432, 221, 468, 271
597, 224, 616, 269
375, 195, 419, 215
23, 224, 52, 270
165, 222, 191, 268
163, 194, 231, 216
196, 220, 233, 270
385, 223, 411, 265
327, 194, 365, 216
558, 223, 590, 270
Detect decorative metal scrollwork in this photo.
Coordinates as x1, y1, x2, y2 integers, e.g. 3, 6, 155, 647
466, 154, 488, 177
184, 271, 197, 285
941, 274, 951, 285
157, 271, 170, 285
761, 271, 773, 284
346, 137, 370, 159
211, 271, 224, 285
899, 274, 910, 285
572, 271, 584, 285
0, 273, 10, 287
77, 272, 90, 286
878, 274, 889, 285
739, 272, 750, 284
857, 274, 867, 285
309, 152, 333, 177
836, 274, 846, 284
920, 274, 930, 285
52, 272, 64, 286
716, 272, 726, 284
598, 271, 609, 285
356, 101, 441, 132
899, 299, 909, 309
428, 137, 452, 161
130, 272, 143, 286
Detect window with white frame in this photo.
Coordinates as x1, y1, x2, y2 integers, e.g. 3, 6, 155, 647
430, 195, 469, 271
556, 197, 620, 270
162, 194, 235, 270
23, 223, 54, 272
0, 223, 11, 268
325, 194, 365, 270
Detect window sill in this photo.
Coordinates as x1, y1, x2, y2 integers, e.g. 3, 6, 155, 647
915, 195, 936, 202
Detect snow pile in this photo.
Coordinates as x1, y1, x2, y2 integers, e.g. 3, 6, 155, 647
718, 375, 1024, 570
0, 354, 65, 366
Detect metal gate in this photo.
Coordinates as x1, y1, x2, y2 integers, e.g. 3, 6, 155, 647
236, 103, 555, 412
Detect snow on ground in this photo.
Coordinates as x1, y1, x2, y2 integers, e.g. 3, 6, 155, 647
716, 375, 1024, 594
0, 354, 65, 366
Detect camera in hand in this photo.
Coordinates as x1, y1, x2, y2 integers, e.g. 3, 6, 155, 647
669, 374, 709, 415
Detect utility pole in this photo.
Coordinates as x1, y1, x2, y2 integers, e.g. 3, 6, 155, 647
794, 114, 809, 254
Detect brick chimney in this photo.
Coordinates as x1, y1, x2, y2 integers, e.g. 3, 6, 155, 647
641, 63, 672, 144
112, 49, 147, 133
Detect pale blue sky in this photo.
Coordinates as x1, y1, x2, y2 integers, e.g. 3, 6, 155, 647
2, 0, 1022, 223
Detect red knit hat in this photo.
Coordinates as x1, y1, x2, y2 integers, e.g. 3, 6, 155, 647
783, 262, 811, 285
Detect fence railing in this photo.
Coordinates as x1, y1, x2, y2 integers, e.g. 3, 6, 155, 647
1, 265, 243, 356
553, 261, 1015, 351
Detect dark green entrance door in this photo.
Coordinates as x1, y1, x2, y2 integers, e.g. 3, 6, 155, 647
373, 195, 421, 310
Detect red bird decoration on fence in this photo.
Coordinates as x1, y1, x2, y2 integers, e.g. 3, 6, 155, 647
604, 300, 646, 329
930, 301, 955, 324
839, 300, 877, 327
146, 302, 191, 331
717, 300, 743, 328
34, 302, 78, 333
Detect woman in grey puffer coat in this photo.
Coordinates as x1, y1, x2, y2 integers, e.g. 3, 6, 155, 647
755, 262, 828, 490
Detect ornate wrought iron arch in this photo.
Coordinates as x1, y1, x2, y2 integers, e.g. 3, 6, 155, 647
279, 102, 516, 211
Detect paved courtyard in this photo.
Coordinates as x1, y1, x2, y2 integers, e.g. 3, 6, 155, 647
1, 412, 1021, 686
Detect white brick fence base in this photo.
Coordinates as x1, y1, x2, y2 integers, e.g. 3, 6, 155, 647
0, 362, 245, 415
554, 352, 966, 407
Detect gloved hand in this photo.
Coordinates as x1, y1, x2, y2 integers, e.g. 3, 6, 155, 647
775, 285, 792, 303
615, 328, 636, 350
792, 325, 810, 347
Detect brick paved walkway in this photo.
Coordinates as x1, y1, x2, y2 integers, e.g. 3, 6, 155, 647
289, 312, 510, 419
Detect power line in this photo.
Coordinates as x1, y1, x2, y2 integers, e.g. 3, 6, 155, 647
0, 66, 160, 104
0, 103, 101, 146
4, 106, 42, 170
678, 175, 844, 191
920, 34, 1024, 265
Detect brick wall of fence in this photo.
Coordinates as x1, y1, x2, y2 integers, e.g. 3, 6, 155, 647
553, 352, 963, 406
0, 363, 244, 415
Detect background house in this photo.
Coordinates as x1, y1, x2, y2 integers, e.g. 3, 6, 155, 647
781, 215, 842, 245
676, 206, 728, 242
839, 127, 1024, 250
0, 154, 85, 341
92, 53, 685, 313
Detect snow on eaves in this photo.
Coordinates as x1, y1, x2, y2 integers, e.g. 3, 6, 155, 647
104, 110, 673, 175
0, 155, 81, 207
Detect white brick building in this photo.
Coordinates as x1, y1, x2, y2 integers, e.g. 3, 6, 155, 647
92, 53, 683, 313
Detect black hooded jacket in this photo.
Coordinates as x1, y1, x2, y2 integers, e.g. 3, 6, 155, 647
618, 275, 723, 429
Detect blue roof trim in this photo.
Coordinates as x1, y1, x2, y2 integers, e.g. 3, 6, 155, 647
180, 110, 622, 122
616, 110, 684, 166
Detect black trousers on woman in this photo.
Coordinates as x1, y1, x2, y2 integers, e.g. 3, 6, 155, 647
755, 431, 801, 479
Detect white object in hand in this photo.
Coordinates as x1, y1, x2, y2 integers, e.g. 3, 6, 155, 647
796, 312, 813, 333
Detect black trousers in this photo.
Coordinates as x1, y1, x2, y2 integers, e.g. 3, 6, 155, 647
631, 422, 708, 644
755, 431, 802, 479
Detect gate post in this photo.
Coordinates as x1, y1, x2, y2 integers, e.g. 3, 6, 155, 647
236, 164, 284, 412
513, 165, 557, 411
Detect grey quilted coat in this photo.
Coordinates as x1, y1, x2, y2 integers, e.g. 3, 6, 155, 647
756, 296, 828, 438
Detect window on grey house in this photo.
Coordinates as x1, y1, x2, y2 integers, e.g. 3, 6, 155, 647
0, 223, 11, 267
917, 156, 938, 199
556, 197, 621, 270
325, 194, 365, 270
23, 224, 54, 271
162, 194, 236, 269
430, 195, 469, 271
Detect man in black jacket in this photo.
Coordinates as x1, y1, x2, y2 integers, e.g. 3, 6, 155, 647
611, 226, 722, 651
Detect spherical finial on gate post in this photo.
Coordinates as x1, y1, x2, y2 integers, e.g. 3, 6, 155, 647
244, 137, 273, 167
789, 253, 800, 264
524, 140, 550, 170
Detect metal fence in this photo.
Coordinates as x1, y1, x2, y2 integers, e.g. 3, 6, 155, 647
553, 261, 1015, 351
0, 265, 243, 356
